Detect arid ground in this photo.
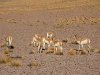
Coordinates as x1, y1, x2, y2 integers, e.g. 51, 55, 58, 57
0, 0, 100, 75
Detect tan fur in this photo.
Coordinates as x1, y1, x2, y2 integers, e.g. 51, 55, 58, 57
47, 32, 54, 39
42, 37, 54, 49
74, 35, 91, 52
1, 36, 12, 48
30, 34, 43, 53
53, 41, 63, 55
30, 34, 42, 47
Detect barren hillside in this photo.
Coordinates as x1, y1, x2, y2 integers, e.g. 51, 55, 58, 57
0, 0, 100, 14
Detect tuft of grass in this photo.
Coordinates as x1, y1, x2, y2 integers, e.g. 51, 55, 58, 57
28, 62, 41, 68
46, 47, 54, 54
6, 19, 17, 24
3, 49, 9, 54
54, 52, 63, 55
81, 50, 88, 55
0, 57, 12, 64
94, 49, 100, 54
10, 56, 23, 59
10, 61, 21, 67
67, 49, 77, 55
55, 16, 100, 29
29, 50, 35, 54
45, 50, 54, 54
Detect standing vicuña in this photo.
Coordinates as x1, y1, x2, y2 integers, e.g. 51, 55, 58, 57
53, 40, 63, 55
1, 36, 13, 48
74, 35, 91, 52
51, 39, 63, 54
42, 37, 54, 50
30, 34, 43, 53
30, 34, 41, 47
42, 32, 54, 50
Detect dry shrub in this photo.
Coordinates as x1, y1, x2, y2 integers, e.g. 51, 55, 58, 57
90, 49, 95, 52
94, 49, 100, 54
29, 50, 35, 54
3, 49, 9, 54
0, 57, 12, 64
55, 16, 99, 29
45, 50, 54, 54
81, 49, 88, 55
28, 62, 41, 68
67, 49, 77, 55
10, 56, 23, 59
54, 51, 63, 55
10, 60, 21, 67
45, 47, 54, 54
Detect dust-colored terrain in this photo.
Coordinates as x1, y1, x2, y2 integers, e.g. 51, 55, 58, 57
0, 0, 100, 75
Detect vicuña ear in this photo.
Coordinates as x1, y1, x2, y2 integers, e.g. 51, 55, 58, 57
74, 34, 77, 38
73, 35, 76, 39
73, 34, 78, 42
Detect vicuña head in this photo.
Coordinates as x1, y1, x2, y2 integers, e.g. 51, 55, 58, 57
47, 32, 54, 39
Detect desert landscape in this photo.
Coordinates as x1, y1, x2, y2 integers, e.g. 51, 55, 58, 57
0, 0, 100, 75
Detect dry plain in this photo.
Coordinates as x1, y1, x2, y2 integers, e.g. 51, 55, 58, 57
0, 0, 100, 75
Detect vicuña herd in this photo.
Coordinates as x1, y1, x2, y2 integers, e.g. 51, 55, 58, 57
29, 32, 63, 54
0, 32, 97, 55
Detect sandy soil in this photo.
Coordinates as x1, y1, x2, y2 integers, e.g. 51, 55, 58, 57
0, 0, 100, 75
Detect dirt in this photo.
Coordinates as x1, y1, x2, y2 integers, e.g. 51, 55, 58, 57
0, 0, 100, 75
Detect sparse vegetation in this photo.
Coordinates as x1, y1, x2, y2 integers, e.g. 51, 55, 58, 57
81, 50, 88, 55
3, 49, 9, 54
46, 47, 54, 54
10, 56, 23, 59
28, 62, 41, 68
0, 57, 12, 64
0, 0, 100, 75
94, 49, 100, 54
6, 19, 17, 24
54, 52, 63, 55
45, 50, 54, 54
55, 17, 100, 28
29, 50, 35, 54
10, 60, 21, 67
67, 49, 77, 55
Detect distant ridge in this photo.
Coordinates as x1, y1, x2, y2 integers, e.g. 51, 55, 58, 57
0, 0, 100, 14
